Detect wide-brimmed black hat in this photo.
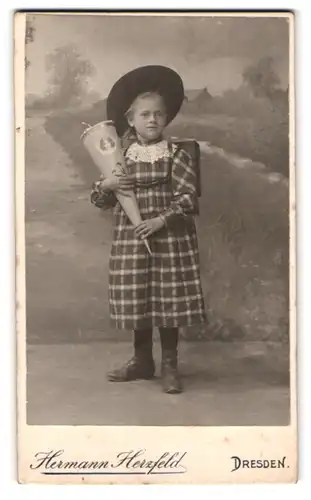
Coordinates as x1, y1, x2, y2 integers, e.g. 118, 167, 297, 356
106, 65, 184, 137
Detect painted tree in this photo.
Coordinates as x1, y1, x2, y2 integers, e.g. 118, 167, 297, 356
25, 17, 35, 70
242, 57, 280, 99
46, 44, 95, 109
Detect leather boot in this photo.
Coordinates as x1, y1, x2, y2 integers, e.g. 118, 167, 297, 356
107, 329, 155, 382
161, 350, 182, 394
159, 328, 183, 394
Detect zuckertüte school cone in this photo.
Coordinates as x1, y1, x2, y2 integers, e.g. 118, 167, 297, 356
81, 120, 152, 255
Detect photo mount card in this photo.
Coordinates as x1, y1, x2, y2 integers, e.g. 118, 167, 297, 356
15, 11, 297, 484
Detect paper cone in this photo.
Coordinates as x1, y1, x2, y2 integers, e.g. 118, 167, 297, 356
81, 121, 152, 255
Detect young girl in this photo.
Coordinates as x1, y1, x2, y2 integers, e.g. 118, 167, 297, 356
91, 65, 206, 394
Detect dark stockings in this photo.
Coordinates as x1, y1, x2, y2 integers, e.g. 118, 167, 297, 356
133, 328, 153, 351
158, 327, 181, 393
158, 327, 179, 351
133, 327, 179, 352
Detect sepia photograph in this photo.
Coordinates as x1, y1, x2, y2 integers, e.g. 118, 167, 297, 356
15, 11, 296, 484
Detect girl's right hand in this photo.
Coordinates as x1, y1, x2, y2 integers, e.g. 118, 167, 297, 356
114, 173, 134, 191
100, 174, 134, 193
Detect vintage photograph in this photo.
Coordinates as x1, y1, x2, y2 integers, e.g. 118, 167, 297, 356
21, 12, 293, 433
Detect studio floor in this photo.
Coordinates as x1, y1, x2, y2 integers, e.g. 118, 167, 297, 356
26, 340, 290, 426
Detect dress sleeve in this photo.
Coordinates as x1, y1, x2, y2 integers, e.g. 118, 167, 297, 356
159, 148, 199, 227
90, 180, 117, 210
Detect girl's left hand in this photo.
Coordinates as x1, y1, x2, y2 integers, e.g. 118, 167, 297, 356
134, 217, 165, 239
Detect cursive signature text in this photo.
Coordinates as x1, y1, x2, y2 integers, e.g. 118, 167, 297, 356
30, 449, 187, 475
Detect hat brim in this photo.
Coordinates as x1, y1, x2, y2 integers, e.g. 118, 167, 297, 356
106, 65, 184, 137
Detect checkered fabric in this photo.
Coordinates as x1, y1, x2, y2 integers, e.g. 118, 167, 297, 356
96, 140, 206, 330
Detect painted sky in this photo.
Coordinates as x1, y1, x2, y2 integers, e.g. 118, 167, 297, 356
26, 14, 290, 97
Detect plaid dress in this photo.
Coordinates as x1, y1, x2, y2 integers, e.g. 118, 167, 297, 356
93, 139, 206, 331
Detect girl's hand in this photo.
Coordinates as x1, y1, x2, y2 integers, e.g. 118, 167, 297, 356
115, 173, 134, 191
99, 174, 134, 195
134, 217, 165, 239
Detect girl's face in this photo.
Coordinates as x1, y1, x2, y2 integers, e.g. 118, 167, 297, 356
127, 94, 167, 143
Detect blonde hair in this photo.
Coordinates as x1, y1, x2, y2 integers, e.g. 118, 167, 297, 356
125, 91, 166, 120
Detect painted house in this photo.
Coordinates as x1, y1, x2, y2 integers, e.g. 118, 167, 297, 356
184, 87, 212, 103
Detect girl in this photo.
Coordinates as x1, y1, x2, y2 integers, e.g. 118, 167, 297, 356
91, 65, 206, 394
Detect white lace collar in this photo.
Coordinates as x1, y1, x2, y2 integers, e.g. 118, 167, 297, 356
125, 140, 177, 164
